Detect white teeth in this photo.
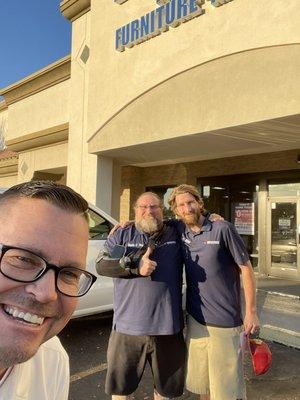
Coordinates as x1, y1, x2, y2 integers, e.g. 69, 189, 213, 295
31, 315, 38, 324
23, 313, 32, 322
3, 305, 44, 325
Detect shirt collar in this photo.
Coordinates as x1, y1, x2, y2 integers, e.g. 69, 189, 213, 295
201, 217, 213, 232
184, 216, 212, 236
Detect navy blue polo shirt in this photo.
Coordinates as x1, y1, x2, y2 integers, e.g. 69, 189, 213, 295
176, 218, 249, 327
105, 224, 184, 335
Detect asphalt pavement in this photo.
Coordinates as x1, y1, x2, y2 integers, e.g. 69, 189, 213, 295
59, 314, 300, 400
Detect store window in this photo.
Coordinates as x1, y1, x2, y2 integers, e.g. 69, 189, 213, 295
269, 182, 300, 197
146, 185, 175, 218
268, 182, 300, 272
198, 178, 259, 268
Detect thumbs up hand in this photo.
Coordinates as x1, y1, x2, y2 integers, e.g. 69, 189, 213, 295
138, 246, 157, 276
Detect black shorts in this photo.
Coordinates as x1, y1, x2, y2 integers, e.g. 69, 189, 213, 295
105, 330, 186, 397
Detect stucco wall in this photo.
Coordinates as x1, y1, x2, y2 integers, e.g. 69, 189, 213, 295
66, 10, 98, 200
0, 174, 18, 188
17, 142, 68, 183
6, 80, 70, 142
89, 44, 300, 157
87, 0, 300, 143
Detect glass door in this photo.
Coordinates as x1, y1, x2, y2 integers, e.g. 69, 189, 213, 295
267, 198, 300, 279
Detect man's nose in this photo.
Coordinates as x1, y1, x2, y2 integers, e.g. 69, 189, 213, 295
145, 206, 155, 215
184, 204, 192, 213
25, 270, 58, 303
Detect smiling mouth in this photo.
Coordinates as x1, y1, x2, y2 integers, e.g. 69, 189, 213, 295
3, 305, 44, 326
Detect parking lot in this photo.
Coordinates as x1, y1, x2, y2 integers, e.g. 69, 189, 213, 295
59, 313, 199, 399
59, 313, 300, 400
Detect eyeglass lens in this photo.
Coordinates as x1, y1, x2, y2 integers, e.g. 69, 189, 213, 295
137, 205, 160, 210
0, 248, 92, 297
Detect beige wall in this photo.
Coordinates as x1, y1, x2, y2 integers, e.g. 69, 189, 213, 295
89, 45, 300, 160
63, 9, 121, 217
66, 10, 91, 196
6, 80, 69, 142
17, 142, 68, 183
0, 155, 18, 188
0, 174, 18, 187
87, 0, 300, 149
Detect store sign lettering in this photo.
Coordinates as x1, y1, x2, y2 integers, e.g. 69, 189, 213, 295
114, 0, 233, 52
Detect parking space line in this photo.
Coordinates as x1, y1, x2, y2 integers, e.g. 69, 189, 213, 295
70, 363, 108, 382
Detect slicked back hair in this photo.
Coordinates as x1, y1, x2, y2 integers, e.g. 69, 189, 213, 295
168, 184, 204, 214
0, 181, 89, 221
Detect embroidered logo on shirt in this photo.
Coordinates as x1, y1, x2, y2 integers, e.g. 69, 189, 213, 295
157, 240, 176, 248
206, 240, 220, 245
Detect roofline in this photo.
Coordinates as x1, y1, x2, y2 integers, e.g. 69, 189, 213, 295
0, 55, 71, 106
60, 0, 90, 22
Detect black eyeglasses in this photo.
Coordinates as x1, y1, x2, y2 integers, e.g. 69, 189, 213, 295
0, 244, 97, 297
136, 205, 161, 211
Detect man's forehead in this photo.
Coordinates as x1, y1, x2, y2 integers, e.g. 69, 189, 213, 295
176, 192, 198, 202
0, 197, 48, 215
137, 194, 160, 204
0, 197, 86, 228
176, 192, 194, 199
0, 197, 88, 261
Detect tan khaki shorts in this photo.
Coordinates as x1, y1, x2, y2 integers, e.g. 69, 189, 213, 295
185, 315, 246, 400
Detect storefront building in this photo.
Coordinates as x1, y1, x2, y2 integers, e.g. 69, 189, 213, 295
0, 0, 300, 281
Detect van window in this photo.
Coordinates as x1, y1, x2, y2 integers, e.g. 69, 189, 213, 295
88, 208, 113, 240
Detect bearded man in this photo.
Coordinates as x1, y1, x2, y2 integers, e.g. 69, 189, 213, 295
97, 192, 186, 400
168, 184, 260, 400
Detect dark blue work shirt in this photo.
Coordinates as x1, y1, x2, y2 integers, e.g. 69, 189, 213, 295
105, 224, 184, 335
177, 218, 249, 327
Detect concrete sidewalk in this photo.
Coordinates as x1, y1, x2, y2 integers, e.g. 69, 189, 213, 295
130, 340, 300, 400
244, 341, 300, 400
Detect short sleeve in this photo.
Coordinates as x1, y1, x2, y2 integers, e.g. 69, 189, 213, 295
104, 228, 124, 254
222, 222, 250, 266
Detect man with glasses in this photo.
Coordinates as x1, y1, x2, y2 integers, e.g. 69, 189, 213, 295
0, 181, 96, 400
97, 192, 185, 400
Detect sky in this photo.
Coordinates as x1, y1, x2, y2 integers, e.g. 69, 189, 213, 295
0, 0, 71, 90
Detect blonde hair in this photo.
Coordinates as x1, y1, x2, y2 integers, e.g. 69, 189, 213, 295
168, 184, 204, 214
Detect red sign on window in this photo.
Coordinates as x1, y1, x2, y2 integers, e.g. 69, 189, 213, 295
234, 203, 255, 235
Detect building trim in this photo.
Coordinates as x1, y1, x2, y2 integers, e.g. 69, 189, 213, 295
0, 56, 71, 106
0, 100, 7, 111
6, 123, 69, 153
0, 154, 18, 175
60, 0, 90, 22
